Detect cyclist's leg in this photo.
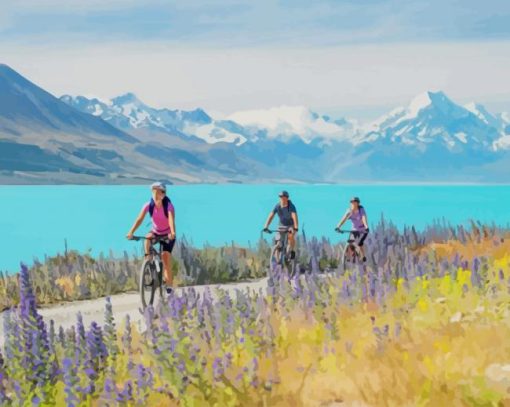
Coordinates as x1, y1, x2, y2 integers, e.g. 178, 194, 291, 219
287, 228, 296, 259
161, 252, 173, 285
144, 232, 154, 258
161, 238, 176, 288
358, 231, 368, 261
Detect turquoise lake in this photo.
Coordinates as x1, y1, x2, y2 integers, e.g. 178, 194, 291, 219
0, 184, 509, 274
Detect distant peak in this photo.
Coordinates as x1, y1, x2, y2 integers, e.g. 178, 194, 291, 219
464, 101, 478, 111
0, 63, 22, 78
406, 90, 455, 116
464, 101, 490, 115
0, 63, 14, 71
408, 92, 433, 115
112, 92, 141, 105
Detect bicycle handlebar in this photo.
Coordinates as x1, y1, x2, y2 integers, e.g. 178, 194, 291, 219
335, 229, 368, 234
262, 227, 296, 234
128, 235, 173, 243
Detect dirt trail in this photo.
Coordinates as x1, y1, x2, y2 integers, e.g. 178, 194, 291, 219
0, 278, 269, 344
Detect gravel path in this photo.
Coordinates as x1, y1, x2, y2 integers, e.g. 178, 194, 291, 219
0, 277, 269, 344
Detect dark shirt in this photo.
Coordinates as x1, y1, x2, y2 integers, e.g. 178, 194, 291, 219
273, 201, 297, 227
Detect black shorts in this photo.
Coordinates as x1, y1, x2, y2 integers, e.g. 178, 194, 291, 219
155, 234, 176, 253
350, 231, 368, 247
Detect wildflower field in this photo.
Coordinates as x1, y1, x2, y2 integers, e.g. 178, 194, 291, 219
1, 219, 509, 406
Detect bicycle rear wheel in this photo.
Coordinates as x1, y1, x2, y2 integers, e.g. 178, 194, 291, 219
140, 259, 157, 309
286, 248, 298, 278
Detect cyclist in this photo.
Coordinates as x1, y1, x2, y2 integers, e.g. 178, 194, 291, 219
335, 196, 369, 262
126, 182, 176, 295
263, 190, 299, 259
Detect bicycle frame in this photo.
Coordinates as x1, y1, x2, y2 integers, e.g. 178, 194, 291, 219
264, 226, 296, 277
130, 235, 171, 308
131, 235, 168, 259
336, 229, 364, 269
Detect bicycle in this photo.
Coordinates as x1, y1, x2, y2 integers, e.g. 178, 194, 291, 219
129, 235, 170, 309
335, 229, 367, 270
263, 226, 297, 278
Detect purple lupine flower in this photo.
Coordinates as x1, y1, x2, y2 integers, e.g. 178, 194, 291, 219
116, 380, 133, 403
101, 376, 116, 403
62, 357, 80, 407
122, 315, 133, 369
342, 280, 350, 299
143, 305, 158, 349
58, 325, 66, 347
76, 313, 86, 347
82, 322, 106, 398
104, 297, 118, 357
16, 264, 51, 398
224, 352, 233, 368
135, 364, 150, 403
369, 273, 376, 298
361, 282, 367, 300
212, 357, 224, 381
48, 319, 56, 354
86, 321, 107, 367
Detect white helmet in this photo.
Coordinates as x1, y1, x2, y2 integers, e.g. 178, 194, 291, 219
150, 181, 166, 193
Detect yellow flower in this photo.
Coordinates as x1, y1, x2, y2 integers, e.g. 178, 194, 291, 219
417, 298, 428, 312
494, 254, 509, 270
56, 276, 74, 296
456, 268, 471, 287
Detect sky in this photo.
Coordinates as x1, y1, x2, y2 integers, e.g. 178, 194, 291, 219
1, 0, 510, 121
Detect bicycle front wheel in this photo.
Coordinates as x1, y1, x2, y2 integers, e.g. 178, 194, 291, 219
140, 258, 157, 309
341, 244, 357, 271
269, 245, 283, 278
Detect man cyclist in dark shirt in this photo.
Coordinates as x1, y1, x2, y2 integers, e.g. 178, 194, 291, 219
263, 190, 299, 259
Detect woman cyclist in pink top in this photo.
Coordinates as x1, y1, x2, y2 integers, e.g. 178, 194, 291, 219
336, 196, 369, 262
127, 182, 176, 294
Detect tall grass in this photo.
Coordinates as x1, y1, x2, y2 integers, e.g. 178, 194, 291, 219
0, 218, 506, 311
1, 219, 509, 405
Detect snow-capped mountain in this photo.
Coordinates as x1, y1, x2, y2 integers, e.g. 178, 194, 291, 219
363, 91, 501, 151
61, 93, 248, 146
55, 88, 510, 182
3, 63, 510, 184
227, 105, 360, 144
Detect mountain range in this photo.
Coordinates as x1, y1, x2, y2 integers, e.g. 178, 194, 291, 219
1, 63, 509, 184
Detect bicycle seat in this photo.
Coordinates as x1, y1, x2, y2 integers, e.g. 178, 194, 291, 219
277, 226, 292, 233
152, 235, 170, 243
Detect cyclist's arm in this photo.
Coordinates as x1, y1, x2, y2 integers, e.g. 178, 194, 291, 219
168, 210, 176, 238
362, 213, 369, 230
336, 211, 350, 229
291, 212, 298, 230
264, 211, 275, 229
127, 208, 147, 237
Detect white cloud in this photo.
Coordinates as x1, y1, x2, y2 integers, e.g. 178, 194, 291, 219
1, 41, 510, 119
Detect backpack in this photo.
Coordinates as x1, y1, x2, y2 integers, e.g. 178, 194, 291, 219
149, 196, 171, 218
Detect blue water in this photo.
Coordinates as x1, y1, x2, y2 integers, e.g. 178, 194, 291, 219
0, 184, 509, 274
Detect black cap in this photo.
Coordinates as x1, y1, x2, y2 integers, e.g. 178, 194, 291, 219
278, 190, 289, 198
350, 196, 360, 203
